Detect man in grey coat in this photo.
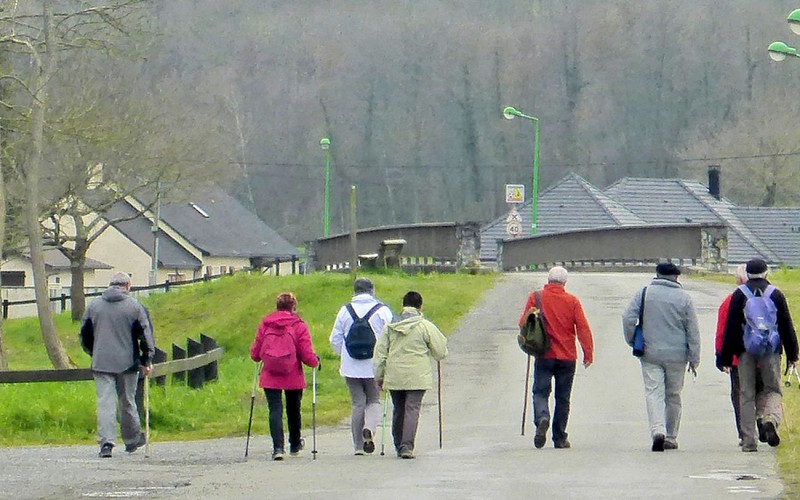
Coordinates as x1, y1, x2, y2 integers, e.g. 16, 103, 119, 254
623, 263, 700, 452
80, 272, 155, 458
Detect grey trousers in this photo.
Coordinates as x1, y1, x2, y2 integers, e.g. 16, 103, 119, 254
640, 360, 686, 441
345, 377, 382, 451
390, 389, 425, 453
94, 371, 142, 447
738, 352, 782, 448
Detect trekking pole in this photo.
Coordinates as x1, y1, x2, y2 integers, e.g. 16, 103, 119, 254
380, 391, 388, 456
312, 365, 318, 460
244, 362, 260, 459
144, 371, 151, 458
521, 355, 532, 435
437, 361, 443, 449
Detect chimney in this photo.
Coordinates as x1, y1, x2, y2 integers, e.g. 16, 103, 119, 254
708, 165, 720, 200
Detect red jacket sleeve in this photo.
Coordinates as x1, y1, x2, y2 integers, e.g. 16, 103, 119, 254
715, 294, 732, 355
250, 322, 265, 362
572, 298, 594, 364
518, 292, 538, 327
294, 320, 319, 368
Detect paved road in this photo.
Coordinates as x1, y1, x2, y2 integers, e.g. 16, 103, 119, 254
0, 273, 784, 499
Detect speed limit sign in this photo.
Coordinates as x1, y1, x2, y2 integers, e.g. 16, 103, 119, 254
506, 220, 522, 237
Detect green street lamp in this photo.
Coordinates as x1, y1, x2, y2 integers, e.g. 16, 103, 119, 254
503, 106, 540, 235
768, 10, 800, 61
320, 137, 331, 237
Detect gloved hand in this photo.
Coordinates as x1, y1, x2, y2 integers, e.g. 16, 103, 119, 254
715, 354, 725, 372
316, 355, 322, 371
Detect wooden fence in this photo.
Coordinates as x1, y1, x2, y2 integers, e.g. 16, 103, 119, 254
0, 334, 223, 390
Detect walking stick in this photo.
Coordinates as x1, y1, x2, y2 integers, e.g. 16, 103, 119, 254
380, 391, 388, 456
144, 372, 151, 458
244, 362, 260, 459
521, 355, 532, 436
312, 366, 318, 460
437, 361, 443, 449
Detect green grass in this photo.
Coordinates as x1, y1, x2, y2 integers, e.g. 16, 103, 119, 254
0, 270, 497, 445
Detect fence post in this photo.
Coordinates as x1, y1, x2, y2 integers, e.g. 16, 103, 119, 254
153, 348, 168, 386
274, 258, 280, 276
2, 299, 7, 319
172, 344, 186, 384
164, 280, 171, 293
291, 255, 297, 275
187, 337, 205, 389
200, 333, 218, 382
60, 293, 67, 313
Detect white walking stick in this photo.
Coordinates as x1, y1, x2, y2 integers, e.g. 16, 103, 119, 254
144, 372, 151, 458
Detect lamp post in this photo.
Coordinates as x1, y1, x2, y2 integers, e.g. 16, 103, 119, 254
768, 9, 800, 61
320, 137, 331, 237
503, 106, 540, 235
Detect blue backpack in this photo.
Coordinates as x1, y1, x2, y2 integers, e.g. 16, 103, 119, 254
344, 303, 384, 360
739, 284, 781, 356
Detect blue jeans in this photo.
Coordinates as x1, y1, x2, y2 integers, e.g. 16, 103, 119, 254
532, 358, 576, 443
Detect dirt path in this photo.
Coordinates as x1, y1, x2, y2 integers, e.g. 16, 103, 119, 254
0, 272, 783, 499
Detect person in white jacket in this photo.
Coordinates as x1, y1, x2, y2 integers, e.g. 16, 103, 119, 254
330, 278, 394, 455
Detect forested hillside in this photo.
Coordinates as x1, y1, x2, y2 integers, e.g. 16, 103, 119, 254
149, 1, 800, 241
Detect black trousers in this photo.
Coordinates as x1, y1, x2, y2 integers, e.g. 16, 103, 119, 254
264, 389, 303, 452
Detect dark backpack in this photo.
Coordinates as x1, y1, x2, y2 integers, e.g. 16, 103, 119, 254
739, 284, 781, 356
517, 291, 551, 357
261, 325, 297, 376
344, 303, 384, 360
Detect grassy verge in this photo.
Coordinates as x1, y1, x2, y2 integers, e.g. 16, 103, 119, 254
0, 270, 497, 446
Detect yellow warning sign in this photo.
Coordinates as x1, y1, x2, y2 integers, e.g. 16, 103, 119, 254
505, 184, 525, 204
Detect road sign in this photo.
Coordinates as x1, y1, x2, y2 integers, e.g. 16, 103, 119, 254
506, 220, 522, 237
505, 184, 525, 204
506, 207, 521, 223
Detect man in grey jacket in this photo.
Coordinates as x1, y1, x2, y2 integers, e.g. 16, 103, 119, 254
80, 272, 155, 458
623, 263, 700, 452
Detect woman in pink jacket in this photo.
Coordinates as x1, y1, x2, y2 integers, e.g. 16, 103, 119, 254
250, 292, 319, 460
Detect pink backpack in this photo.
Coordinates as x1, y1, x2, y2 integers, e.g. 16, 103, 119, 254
261, 325, 297, 376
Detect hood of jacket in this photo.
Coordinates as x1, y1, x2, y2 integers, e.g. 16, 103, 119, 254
101, 285, 129, 303
390, 307, 424, 335
261, 310, 303, 329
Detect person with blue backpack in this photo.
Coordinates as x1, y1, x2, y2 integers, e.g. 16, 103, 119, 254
330, 278, 394, 455
720, 258, 798, 452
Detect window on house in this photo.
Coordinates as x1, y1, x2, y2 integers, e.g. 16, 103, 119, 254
168, 273, 185, 283
205, 266, 213, 277
1, 271, 25, 287
219, 266, 227, 275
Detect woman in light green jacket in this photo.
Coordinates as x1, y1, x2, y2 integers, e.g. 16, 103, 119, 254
374, 291, 448, 459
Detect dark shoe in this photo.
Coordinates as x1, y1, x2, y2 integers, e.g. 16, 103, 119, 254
290, 438, 305, 456
362, 428, 375, 454
663, 440, 678, 450
763, 421, 780, 447
399, 448, 415, 459
652, 433, 665, 452
757, 419, 767, 443
554, 439, 571, 449
125, 433, 146, 453
272, 449, 285, 461
742, 443, 757, 452
98, 443, 113, 458
534, 419, 549, 449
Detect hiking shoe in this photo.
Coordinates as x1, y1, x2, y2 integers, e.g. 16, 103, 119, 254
554, 439, 571, 449
399, 448, 415, 459
651, 434, 665, 452
763, 421, 780, 447
663, 440, 678, 450
290, 438, 305, 456
125, 433, 147, 453
742, 443, 757, 452
362, 428, 375, 454
534, 419, 549, 449
354, 450, 366, 456
98, 443, 113, 458
272, 449, 285, 461
757, 419, 767, 443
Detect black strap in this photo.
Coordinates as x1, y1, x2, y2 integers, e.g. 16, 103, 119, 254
345, 303, 384, 321
638, 287, 647, 325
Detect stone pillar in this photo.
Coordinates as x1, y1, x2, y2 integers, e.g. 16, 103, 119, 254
305, 240, 317, 273
700, 225, 727, 272
456, 222, 481, 270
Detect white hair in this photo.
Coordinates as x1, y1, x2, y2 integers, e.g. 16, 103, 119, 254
733, 264, 748, 284
548, 266, 568, 284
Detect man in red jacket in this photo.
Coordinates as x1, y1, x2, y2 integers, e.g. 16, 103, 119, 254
518, 266, 594, 449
